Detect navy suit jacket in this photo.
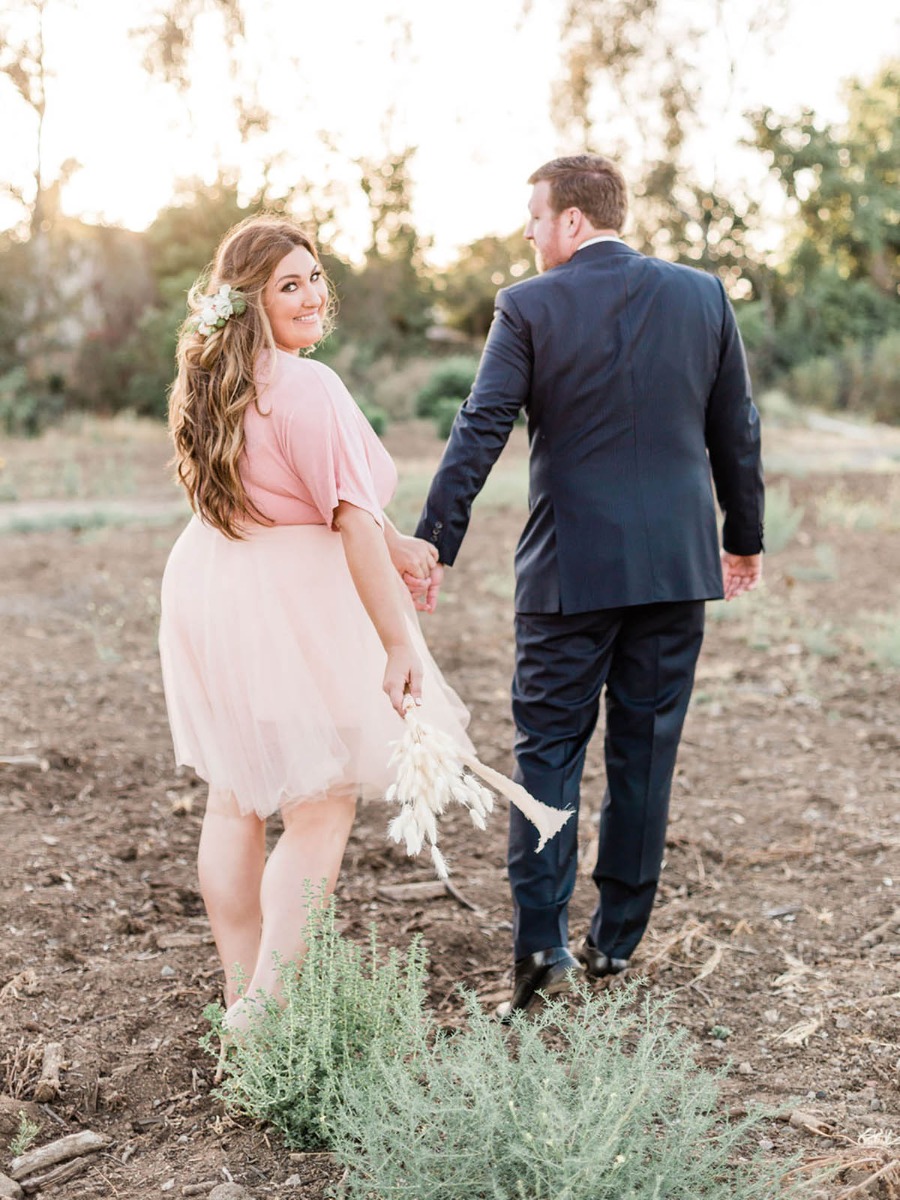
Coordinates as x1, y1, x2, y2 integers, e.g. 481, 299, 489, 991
415, 241, 764, 614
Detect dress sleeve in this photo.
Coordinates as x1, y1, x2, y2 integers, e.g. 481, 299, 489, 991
279, 362, 386, 529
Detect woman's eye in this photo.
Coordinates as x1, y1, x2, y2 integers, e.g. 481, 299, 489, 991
283, 282, 297, 292
311, 271, 321, 281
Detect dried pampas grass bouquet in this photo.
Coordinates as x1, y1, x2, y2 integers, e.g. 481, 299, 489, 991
386, 699, 573, 879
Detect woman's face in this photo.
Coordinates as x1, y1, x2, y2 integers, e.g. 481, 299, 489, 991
262, 245, 329, 353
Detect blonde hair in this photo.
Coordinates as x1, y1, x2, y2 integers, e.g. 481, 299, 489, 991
168, 214, 332, 539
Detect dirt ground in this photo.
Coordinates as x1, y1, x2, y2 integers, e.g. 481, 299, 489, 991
0, 416, 898, 1198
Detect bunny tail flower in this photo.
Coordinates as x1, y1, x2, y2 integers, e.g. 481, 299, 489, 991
384, 700, 573, 879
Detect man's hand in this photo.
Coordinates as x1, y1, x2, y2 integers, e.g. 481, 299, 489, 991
721, 551, 762, 600
403, 563, 445, 613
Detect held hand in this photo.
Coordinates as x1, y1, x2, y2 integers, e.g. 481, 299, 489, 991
383, 644, 424, 715
402, 562, 445, 613
388, 534, 439, 581
721, 551, 762, 601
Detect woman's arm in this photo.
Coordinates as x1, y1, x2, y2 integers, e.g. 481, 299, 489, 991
335, 501, 423, 714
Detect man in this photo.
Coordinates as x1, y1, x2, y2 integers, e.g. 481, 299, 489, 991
414, 155, 764, 1016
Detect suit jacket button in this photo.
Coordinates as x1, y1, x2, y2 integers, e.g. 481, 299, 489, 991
434, 521, 443, 531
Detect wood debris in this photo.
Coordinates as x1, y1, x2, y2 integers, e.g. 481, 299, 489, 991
773, 1017, 822, 1046
9, 1129, 109, 1182
32, 1042, 64, 1103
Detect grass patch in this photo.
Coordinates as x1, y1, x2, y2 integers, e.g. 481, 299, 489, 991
764, 481, 804, 555
815, 486, 887, 532
800, 623, 842, 660
0, 505, 186, 536
789, 543, 838, 583
386, 462, 529, 530
861, 610, 900, 670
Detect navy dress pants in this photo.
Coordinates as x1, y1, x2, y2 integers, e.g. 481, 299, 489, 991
509, 601, 705, 961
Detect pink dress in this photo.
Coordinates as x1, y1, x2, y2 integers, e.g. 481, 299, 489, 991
158, 350, 472, 818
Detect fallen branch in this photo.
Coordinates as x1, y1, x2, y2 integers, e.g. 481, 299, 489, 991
21, 1158, 87, 1195
9, 1130, 109, 1181
0, 755, 46, 771
32, 1043, 64, 1103
836, 1157, 900, 1199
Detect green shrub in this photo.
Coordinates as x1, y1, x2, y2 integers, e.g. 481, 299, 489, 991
202, 897, 428, 1150
0, 368, 66, 437
870, 330, 900, 424
359, 401, 389, 437
332, 985, 804, 1200
764, 481, 804, 554
414, 355, 480, 417
433, 395, 462, 439
787, 356, 841, 410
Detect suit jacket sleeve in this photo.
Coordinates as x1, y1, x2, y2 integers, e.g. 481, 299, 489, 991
705, 280, 765, 555
415, 290, 531, 564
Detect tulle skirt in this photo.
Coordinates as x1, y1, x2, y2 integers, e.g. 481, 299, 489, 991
158, 517, 473, 818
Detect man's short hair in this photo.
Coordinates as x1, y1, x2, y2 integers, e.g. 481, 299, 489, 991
528, 155, 628, 232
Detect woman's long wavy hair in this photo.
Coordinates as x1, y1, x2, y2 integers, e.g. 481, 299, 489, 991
168, 214, 332, 539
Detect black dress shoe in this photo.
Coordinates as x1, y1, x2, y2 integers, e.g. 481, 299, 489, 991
576, 935, 629, 979
501, 946, 582, 1021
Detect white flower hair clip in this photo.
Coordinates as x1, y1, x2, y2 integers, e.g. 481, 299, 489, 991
194, 284, 247, 336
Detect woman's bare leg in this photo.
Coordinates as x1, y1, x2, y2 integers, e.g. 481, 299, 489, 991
197, 790, 266, 1008
226, 791, 356, 1028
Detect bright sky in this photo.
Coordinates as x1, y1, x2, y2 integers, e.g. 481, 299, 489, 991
3, 0, 898, 263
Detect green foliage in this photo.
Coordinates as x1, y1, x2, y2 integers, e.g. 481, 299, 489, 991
870, 331, 900, 423
203, 897, 429, 1150
9, 1110, 40, 1158
764, 482, 804, 555
750, 61, 900, 382
433, 396, 462, 439
415, 356, 480, 417
332, 986, 803, 1200
438, 232, 534, 338
358, 401, 388, 437
801, 624, 841, 660
750, 62, 900, 298
0, 367, 65, 436
775, 271, 898, 372
785, 329, 900, 423
788, 356, 841, 411
334, 149, 436, 357
790, 544, 838, 583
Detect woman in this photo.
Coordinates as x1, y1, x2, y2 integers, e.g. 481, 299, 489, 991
159, 214, 471, 1031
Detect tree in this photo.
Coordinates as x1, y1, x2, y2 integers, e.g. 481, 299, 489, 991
332, 147, 436, 360
134, 0, 271, 143
750, 61, 899, 296
0, 0, 80, 384
547, 0, 787, 298
436, 232, 534, 339
748, 60, 900, 366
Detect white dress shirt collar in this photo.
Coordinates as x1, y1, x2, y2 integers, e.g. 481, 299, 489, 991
575, 235, 621, 253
